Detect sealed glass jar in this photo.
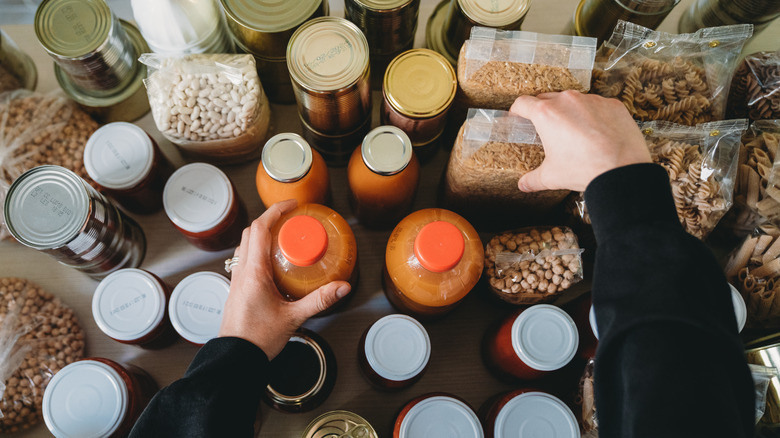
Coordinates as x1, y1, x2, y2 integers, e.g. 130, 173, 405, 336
92, 268, 178, 349
84, 122, 174, 215
168, 271, 230, 346
358, 314, 430, 390
384, 208, 483, 319
270, 204, 358, 302
0, 29, 37, 92
163, 163, 248, 252
573, 0, 679, 43
484, 304, 579, 380
394, 393, 483, 438
678, 0, 780, 35
481, 390, 579, 438
441, 0, 531, 61
255, 133, 330, 208
348, 126, 419, 228
345, 0, 419, 56
303, 410, 378, 438
4, 165, 146, 280
42, 358, 157, 438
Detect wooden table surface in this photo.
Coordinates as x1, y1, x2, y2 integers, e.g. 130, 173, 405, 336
2, 0, 778, 437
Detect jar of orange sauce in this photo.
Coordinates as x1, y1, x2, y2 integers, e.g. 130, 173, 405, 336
348, 126, 419, 228
384, 208, 483, 319
256, 133, 330, 208
270, 204, 358, 303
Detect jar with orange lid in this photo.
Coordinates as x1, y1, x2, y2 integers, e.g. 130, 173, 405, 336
270, 204, 358, 303
256, 133, 330, 208
347, 126, 419, 229
384, 208, 483, 319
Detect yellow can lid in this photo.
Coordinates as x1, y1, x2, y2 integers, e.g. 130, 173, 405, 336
35, 0, 113, 58
384, 49, 456, 118
459, 0, 531, 27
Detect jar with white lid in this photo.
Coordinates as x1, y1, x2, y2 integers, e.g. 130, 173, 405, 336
481, 390, 580, 438
92, 268, 178, 348
394, 393, 484, 438
163, 163, 248, 251
84, 122, 174, 215
168, 271, 230, 346
358, 314, 431, 390
42, 358, 157, 438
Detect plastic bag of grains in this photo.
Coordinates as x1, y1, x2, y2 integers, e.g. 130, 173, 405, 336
727, 50, 780, 121
457, 27, 597, 110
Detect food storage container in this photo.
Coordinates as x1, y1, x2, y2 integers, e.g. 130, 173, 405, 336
168, 271, 230, 346
256, 133, 330, 208
358, 314, 431, 390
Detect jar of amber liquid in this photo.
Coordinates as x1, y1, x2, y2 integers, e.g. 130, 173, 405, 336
270, 204, 357, 302
256, 133, 330, 208
163, 163, 248, 252
168, 271, 230, 346
92, 268, 178, 349
358, 314, 431, 390
384, 208, 483, 319
394, 393, 483, 438
42, 358, 158, 438
481, 390, 579, 438
348, 126, 419, 229
84, 122, 174, 215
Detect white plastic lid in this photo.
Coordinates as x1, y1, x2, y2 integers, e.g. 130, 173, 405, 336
168, 272, 230, 344
163, 163, 234, 233
588, 305, 599, 341
365, 314, 431, 382
729, 283, 747, 333
92, 269, 167, 342
43, 360, 128, 438
511, 304, 579, 371
494, 392, 580, 438
83, 122, 154, 190
399, 395, 483, 438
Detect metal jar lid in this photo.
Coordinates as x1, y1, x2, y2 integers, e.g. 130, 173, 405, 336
362, 126, 413, 175
92, 268, 167, 342
458, 0, 531, 27
494, 392, 579, 438
4, 165, 90, 250
35, 0, 114, 58
399, 395, 483, 437
511, 304, 579, 371
262, 133, 314, 183
84, 122, 155, 190
303, 410, 378, 438
168, 271, 230, 345
163, 163, 235, 234
287, 17, 370, 93
364, 314, 430, 382
384, 48, 457, 118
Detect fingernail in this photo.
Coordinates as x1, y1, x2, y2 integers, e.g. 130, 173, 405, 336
336, 285, 350, 298
518, 178, 529, 192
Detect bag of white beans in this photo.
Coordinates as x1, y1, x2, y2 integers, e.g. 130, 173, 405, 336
140, 53, 271, 163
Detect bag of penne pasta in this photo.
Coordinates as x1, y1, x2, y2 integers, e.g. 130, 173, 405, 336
592, 21, 752, 125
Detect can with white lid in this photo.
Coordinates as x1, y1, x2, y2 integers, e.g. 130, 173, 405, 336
92, 268, 178, 348
168, 271, 230, 346
84, 122, 174, 214
163, 163, 248, 251
394, 393, 484, 438
481, 390, 580, 438
42, 358, 157, 438
358, 314, 431, 390
484, 304, 579, 380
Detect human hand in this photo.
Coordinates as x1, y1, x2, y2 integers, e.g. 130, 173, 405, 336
218, 199, 351, 359
509, 91, 651, 193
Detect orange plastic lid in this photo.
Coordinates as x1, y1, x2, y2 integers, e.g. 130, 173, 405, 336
278, 215, 328, 267
413, 221, 465, 273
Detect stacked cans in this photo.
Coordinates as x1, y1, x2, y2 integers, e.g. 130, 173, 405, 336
679, 0, 780, 35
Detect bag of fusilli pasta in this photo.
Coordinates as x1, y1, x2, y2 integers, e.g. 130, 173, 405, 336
592, 21, 753, 125
727, 50, 780, 121
640, 119, 747, 239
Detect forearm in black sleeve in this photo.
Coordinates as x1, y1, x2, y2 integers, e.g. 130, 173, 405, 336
129, 337, 269, 438
585, 163, 754, 438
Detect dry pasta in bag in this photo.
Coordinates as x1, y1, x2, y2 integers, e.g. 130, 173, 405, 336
730, 120, 780, 232
576, 358, 597, 433
457, 27, 597, 110
641, 119, 746, 239
592, 21, 752, 125
727, 50, 780, 121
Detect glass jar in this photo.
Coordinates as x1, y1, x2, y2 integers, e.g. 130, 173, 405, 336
303, 410, 378, 438
168, 271, 230, 346
0, 29, 37, 92
4, 165, 146, 280
345, 0, 419, 57
92, 268, 178, 349
481, 390, 579, 438
358, 314, 430, 390
42, 358, 157, 438
84, 122, 174, 215
563, 293, 598, 360
347, 126, 419, 228
484, 304, 579, 380
270, 204, 358, 302
442, 0, 531, 61
678, 0, 780, 35
384, 208, 483, 319
299, 111, 373, 167
255, 133, 330, 208
573, 0, 680, 43
394, 393, 483, 438
163, 163, 248, 252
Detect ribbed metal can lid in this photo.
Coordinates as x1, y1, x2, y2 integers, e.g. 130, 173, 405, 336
35, 0, 113, 58
262, 133, 314, 183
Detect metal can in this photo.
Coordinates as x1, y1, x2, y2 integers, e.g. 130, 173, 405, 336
0, 29, 37, 91
4, 165, 146, 280
358, 314, 431, 390
442, 0, 531, 61
345, 0, 420, 56
251, 52, 296, 104
299, 110, 373, 167
394, 393, 483, 438
168, 271, 230, 346
426, 0, 458, 66
573, 0, 679, 43
679, 0, 780, 35
303, 410, 378, 438
481, 390, 579, 438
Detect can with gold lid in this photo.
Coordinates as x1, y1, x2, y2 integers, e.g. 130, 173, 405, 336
303, 410, 378, 438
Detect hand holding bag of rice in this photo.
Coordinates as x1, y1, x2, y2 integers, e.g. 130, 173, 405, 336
727, 50, 780, 121
442, 109, 570, 224
457, 27, 597, 110
140, 54, 271, 164
592, 21, 752, 125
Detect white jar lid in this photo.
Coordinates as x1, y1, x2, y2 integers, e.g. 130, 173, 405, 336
84, 122, 155, 190
494, 392, 580, 438
729, 283, 747, 333
92, 268, 167, 342
511, 304, 579, 371
169, 271, 230, 344
43, 360, 128, 438
399, 395, 483, 438
365, 314, 431, 382
588, 305, 599, 341
163, 163, 233, 233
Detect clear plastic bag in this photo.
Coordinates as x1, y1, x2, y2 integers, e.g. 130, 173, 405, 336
727, 50, 780, 121
749, 364, 777, 424
457, 27, 597, 109
576, 358, 598, 433
592, 21, 753, 125
140, 53, 271, 163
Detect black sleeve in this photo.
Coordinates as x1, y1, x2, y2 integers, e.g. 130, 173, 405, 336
129, 337, 269, 438
585, 163, 754, 438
